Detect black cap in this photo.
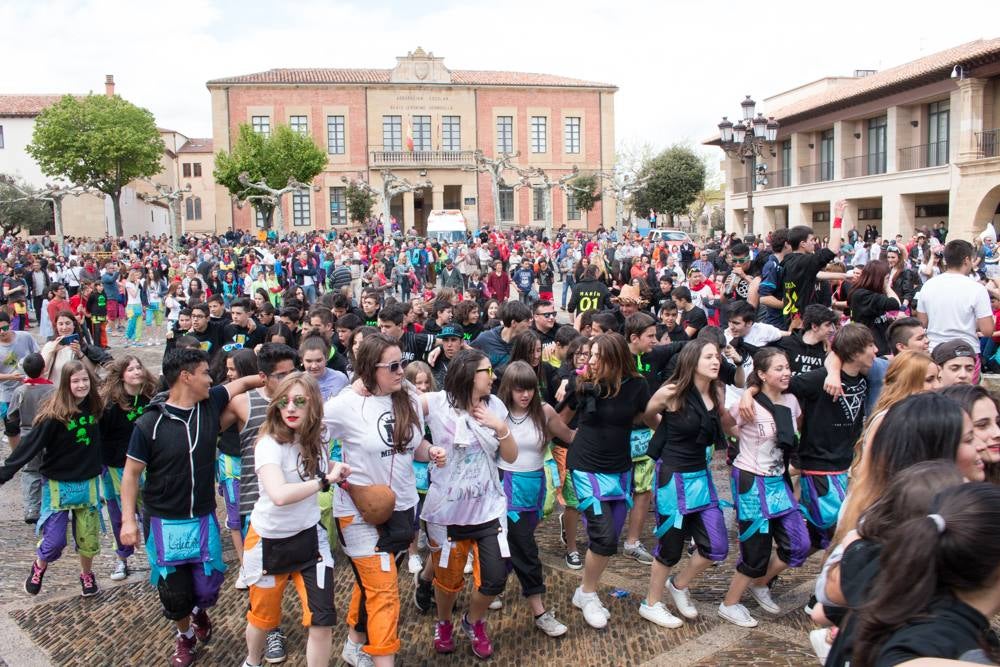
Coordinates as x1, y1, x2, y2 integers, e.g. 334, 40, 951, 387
436, 324, 464, 339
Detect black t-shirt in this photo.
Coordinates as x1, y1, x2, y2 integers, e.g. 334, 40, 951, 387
656, 323, 689, 343
788, 369, 867, 471
532, 322, 562, 346
849, 288, 900, 356
565, 377, 649, 474
400, 331, 435, 366
826, 539, 884, 667
189, 322, 223, 360
635, 343, 684, 393
680, 305, 708, 335
875, 596, 998, 667
222, 322, 266, 350
648, 389, 722, 472
781, 248, 835, 316
774, 332, 827, 375
99, 394, 151, 468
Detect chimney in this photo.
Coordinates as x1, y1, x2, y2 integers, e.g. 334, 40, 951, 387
105, 74, 115, 97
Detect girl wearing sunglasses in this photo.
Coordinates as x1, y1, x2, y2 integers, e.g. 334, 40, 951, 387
242, 372, 350, 667
324, 333, 444, 667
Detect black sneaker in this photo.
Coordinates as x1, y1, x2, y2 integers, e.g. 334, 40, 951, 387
264, 628, 286, 664
79, 571, 100, 597
565, 551, 583, 570
804, 594, 817, 616
414, 572, 435, 614
24, 561, 46, 595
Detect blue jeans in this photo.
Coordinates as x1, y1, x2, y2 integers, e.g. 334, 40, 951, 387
302, 284, 317, 305
561, 277, 575, 308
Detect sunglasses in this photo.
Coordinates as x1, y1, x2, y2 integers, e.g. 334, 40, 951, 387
277, 395, 308, 409
476, 367, 495, 378
222, 343, 244, 353
731, 256, 750, 264
537, 312, 557, 318
376, 360, 405, 374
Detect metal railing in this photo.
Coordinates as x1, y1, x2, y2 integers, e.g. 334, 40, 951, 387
898, 141, 949, 171
369, 147, 476, 168
767, 169, 789, 188
798, 161, 833, 185
843, 153, 887, 178
975, 129, 999, 158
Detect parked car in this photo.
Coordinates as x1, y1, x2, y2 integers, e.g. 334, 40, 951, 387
646, 228, 692, 250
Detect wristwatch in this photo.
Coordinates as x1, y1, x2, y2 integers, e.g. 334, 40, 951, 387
316, 475, 331, 492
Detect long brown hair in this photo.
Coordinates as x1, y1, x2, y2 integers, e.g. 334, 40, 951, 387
35, 360, 102, 424
664, 339, 725, 413
578, 333, 639, 399
101, 355, 157, 411
353, 333, 421, 454
498, 360, 546, 442
851, 259, 890, 293
257, 372, 326, 477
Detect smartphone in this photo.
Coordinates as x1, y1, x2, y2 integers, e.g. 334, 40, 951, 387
61, 334, 80, 345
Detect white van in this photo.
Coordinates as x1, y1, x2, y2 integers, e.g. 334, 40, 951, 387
426, 210, 467, 243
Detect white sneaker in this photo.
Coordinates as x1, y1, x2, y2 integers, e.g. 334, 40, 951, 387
340, 637, 363, 667
667, 577, 698, 619
572, 587, 609, 629
749, 585, 781, 614
639, 601, 683, 628
407, 553, 423, 574
110, 559, 129, 581
464, 553, 474, 575
534, 610, 568, 637
718, 602, 758, 628
235, 566, 249, 590
810, 628, 832, 664
489, 593, 504, 610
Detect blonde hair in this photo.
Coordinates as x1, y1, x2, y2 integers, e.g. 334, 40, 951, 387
257, 372, 326, 477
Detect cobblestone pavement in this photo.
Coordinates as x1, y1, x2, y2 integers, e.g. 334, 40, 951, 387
0, 327, 825, 666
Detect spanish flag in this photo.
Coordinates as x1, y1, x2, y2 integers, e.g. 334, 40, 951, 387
405, 121, 414, 152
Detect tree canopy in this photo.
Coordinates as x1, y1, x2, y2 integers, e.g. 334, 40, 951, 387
569, 173, 600, 213
0, 175, 54, 237
27, 94, 164, 237
346, 183, 375, 224
214, 125, 327, 229
632, 145, 706, 223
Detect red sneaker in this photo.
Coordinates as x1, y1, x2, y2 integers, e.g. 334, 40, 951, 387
433, 620, 455, 654
461, 613, 494, 659
190, 608, 212, 643
171, 633, 196, 667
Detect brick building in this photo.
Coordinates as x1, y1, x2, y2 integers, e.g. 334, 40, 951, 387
207, 48, 617, 235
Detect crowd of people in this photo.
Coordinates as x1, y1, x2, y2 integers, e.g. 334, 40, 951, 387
0, 203, 999, 667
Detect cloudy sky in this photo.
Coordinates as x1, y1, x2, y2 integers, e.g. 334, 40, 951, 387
3, 0, 996, 167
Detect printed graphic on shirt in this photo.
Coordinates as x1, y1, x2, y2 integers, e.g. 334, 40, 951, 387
575, 291, 603, 312
839, 380, 867, 423
377, 411, 396, 448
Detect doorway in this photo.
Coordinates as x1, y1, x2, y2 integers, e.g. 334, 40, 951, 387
414, 187, 430, 236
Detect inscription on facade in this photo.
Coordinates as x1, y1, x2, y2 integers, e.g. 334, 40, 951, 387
389, 94, 454, 112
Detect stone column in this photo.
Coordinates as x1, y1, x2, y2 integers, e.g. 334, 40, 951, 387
402, 190, 415, 233
432, 186, 444, 212
957, 77, 987, 161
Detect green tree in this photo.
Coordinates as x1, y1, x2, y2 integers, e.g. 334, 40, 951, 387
27, 94, 165, 237
346, 183, 375, 224
0, 175, 53, 236
214, 124, 327, 231
569, 173, 600, 212
632, 145, 706, 224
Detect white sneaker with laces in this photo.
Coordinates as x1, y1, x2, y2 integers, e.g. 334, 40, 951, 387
235, 566, 249, 590
489, 593, 504, 610
639, 601, 683, 628
534, 610, 568, 637
749, 585, 781, 614
110, 559, 129, 581
718, 602, 759, 628
407, 553, 422, 574
572, 587, 609, 629
667, 577, 698, 619
341, 637, 363, 666
464, 553, 474, 575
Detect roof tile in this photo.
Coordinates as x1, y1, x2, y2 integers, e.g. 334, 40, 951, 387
178, 138, 214, 153
0, 94, 71, 117
207, 68, 615, 89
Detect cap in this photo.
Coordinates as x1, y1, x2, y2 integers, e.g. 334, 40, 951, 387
436, 324, 464, 339
932, 340, 977, 366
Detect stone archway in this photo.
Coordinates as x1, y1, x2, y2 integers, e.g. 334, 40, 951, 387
972, 183, 1000, 234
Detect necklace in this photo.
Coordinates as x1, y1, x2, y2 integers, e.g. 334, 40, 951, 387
508, 411, 530, 425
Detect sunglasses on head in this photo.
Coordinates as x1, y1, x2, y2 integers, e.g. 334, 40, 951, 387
376, 360, 405, 373
277, 395, 308, 409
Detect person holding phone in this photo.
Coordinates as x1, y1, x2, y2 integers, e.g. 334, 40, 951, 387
40, 310, 106, 384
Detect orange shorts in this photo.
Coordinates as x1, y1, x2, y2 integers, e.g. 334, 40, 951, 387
337, 516, 402, 657
551, 445, 569, 506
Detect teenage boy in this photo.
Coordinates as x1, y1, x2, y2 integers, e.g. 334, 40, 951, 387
916, 239, 994, 357
933, 340, 977, 387
470, 300, 531, 369
378, 303, 436, 366
222, 298, 264, 350
773, 304, 837, 376
5, 353, 55, 523
206, 295, 231, 328
671, 286, 708, 338
422, 300, 453, 336
187, 304, 222, 363
120, 349, 263, 667
780, 200, 845, 321
430, 324, 464, 387
757, 229, 790, 328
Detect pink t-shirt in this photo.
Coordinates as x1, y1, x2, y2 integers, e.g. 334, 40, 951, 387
729, 394, 801, 477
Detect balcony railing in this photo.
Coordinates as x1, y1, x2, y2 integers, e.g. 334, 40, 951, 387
843, 153, 887, 178
369, 147, 476, 168
898, 141, 949, 171
798, 161, 833, 185
976, 129, 999, 159
767, 169, 789, 189
731, 176, 748, 194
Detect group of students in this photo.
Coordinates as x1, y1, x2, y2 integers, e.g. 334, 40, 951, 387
0, 219, 999, 667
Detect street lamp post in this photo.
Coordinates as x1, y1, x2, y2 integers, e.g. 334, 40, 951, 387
717, 96, 779, 237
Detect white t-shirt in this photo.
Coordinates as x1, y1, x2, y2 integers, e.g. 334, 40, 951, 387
420, 391, 509, 527
498, 414, 545, 473
323, 387, 422, 519
250, 435, 326, 538
916, 272, 992, 350
730, 394, 801, 477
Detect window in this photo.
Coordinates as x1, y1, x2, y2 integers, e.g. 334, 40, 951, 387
329, 187, 347, 226
251, 115, 270, 137
780, 139, 791, 186
916, 203, 949, 218
255, 209, 266, 229
498, 186, 514, 222
412, 115, 431, 151
564, 117, 581, 154
0, 125, 4, 149
182, 163, 191, 178
442, 116, 461, 151
928, 100, 950, 167
185, 197, 202, 221
858, 207, 882, 220
326, 115, 345, 155
292, 192, 311, 227
290, 115, 308, 135
193, 163, 202, 177
383, 115, 402, 151
533, 188, 546, 220
496, 116, 513, 154
566, 191, 580, 220
812, 210, 830, 223
819, 129, 834, 181
867, 116, 887, 175
530, 116, 547, 153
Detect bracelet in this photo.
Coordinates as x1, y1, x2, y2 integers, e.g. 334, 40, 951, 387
496, 428, 511, 440
833, 216, 843, 229
316, 475, 331, 492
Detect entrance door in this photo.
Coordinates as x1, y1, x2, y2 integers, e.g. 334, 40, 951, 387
414, 188, 429, 236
